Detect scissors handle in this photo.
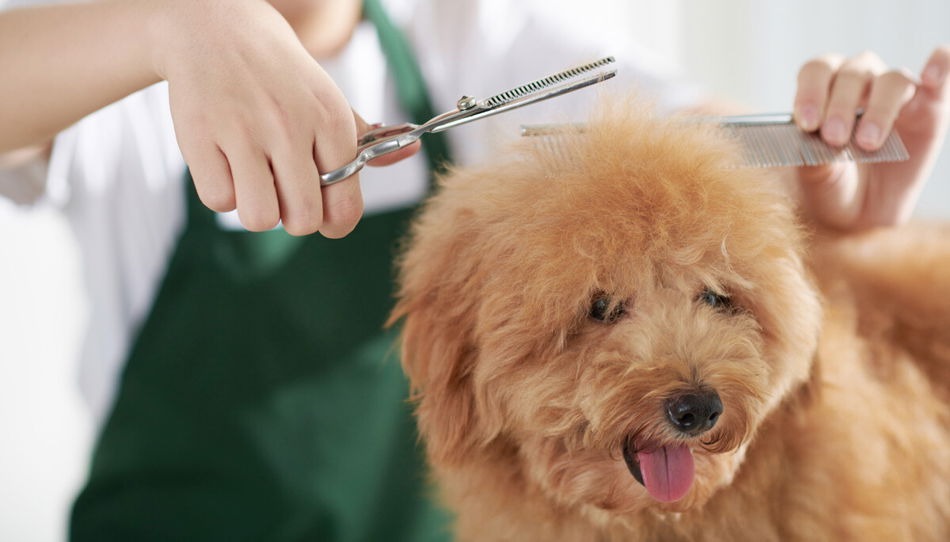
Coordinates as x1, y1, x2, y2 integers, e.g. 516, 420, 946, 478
317, 108, 466, 186
320, 130, 421, 186
358, 123, 419, 147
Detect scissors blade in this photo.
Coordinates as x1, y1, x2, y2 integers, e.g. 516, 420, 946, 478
320, 56, 617, 185
431, 66, 617, 133
483, 56, 616, 109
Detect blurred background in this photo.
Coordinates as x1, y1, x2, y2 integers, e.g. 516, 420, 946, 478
1, 0, 948, 540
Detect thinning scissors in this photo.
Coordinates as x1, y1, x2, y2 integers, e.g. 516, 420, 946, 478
320, 57, 616, 185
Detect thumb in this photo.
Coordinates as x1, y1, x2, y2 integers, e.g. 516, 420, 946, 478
351, 109, 422, 167
897, 45, 950, 137
920, 45, 950, 102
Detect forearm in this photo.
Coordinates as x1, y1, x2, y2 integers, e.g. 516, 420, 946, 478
0, 0, 162, 152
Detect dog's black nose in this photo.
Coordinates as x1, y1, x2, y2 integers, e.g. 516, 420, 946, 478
665, 391, 723, 436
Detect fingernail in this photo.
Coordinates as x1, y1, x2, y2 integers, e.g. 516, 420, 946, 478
856, 121, 881, 149
923, 64, 944, 86
822, 116, 848, 146
797, 105, 819, 131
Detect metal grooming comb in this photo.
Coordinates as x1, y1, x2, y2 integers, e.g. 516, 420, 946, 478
521, 113, 910, 168
717, 113, 909, 168
320, 57, 617, 185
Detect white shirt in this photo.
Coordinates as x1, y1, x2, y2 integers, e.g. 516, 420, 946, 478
0, 0, 701, 424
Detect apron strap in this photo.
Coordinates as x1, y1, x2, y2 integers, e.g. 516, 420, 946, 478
363, 0, 453, 175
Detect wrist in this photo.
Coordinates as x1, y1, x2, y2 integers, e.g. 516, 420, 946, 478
147, 0, 281, 81
144, 0, 190, 81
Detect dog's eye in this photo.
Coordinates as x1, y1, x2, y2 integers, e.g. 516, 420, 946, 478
589, 294, 626, 323
699, 288, 733, 312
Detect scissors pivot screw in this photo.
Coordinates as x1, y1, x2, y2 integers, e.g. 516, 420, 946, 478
457, 96, 477, 111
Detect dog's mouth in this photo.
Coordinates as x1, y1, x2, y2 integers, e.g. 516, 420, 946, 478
622, 438, 695, 503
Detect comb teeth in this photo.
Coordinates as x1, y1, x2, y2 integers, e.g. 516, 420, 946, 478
531, 133, 584, 172
520, 117, 910, 169
482, 57, 615, 109
722, 123, 909, 168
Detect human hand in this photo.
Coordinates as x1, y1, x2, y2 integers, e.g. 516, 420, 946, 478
153, 1, 415, 237
792, 46, 950, 231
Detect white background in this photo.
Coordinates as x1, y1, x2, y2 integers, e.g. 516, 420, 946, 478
1, 1, 948, 540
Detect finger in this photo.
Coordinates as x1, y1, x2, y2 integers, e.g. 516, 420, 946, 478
225, 138, 280, 232
183, 142, 236, 212
316, 138, 364, 239
368, 140, 422, 167
855, 69, 917, 150
920, 45, 950, 101
822, 51, 887, 147
270, 138, 324, 236
351, 109, 422, 166
313, 106, 363, 238
794, 54, 844, 132
893, 45, 950, 141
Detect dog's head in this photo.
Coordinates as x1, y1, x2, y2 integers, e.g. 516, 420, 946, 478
390, 102, 822, 517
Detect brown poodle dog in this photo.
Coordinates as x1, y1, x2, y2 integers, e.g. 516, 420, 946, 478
389, 100, 950, 541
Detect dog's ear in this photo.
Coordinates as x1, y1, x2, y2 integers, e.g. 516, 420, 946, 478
388, 211, 489, 465
742, 236, 824, 396
393, 302, 482, 464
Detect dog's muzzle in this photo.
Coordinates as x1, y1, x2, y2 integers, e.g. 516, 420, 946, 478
664, 391, 723, 436
620, 390, 722, 503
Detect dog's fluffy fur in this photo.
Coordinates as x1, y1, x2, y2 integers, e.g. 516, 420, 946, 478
389, 101, 950, 541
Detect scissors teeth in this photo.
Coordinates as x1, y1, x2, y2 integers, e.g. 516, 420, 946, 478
320, 57, 616, 186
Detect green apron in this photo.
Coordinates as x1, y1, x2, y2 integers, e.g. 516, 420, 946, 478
70, 2, 451, 540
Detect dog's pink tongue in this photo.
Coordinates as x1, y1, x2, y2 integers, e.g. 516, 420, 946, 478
636, 445, 694, 502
